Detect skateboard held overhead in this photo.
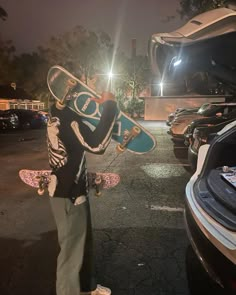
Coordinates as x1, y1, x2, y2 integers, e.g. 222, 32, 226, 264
19, 169, 120, 197
47, 65, 156, 154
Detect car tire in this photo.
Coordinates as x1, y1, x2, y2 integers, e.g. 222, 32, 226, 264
22, 121, 31, 129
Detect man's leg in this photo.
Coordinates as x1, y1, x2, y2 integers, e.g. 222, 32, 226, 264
80, 199, 97, 292
50, 197, 88, 295
80, 200, 111, 295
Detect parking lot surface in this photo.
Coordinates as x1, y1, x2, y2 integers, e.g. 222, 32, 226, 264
0, 122, 219, 295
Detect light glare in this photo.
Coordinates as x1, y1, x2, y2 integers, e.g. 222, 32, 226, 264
108, 71, 113, 79
173, 59, 182, 67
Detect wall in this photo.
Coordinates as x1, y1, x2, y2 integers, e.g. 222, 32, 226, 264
144, 96, 226, 120
0, 99, 45, 110
0, 100, 10, 110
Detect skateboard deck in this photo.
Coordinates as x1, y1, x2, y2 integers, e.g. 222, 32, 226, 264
19, 169, 120, 197
47, 65, 156, 154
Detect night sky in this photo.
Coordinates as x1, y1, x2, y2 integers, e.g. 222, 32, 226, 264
0, 0, 184, 56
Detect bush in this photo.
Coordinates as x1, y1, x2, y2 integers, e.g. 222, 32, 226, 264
116, 95, 144, 118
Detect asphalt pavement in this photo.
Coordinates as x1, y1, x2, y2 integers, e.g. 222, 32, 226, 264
0, 121, 217, 295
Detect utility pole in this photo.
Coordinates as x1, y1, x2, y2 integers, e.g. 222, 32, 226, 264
131, 38, 136, 99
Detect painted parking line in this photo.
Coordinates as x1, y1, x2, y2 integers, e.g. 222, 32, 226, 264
150, 205, 184, 212
155, 147, 188, 150
150, 163, 190, 166
167, 163, 190, 167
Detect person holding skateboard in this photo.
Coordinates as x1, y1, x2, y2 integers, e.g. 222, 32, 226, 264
47, 90, 117, 295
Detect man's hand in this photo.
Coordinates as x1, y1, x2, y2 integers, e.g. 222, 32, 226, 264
100, 91, 115, 103
90, 91, 116, 104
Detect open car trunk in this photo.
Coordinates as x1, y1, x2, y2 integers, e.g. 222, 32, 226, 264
193, 124, 236, 231
149, 8, 236, 94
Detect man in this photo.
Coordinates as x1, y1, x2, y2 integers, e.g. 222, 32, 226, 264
47, 91, 117, 295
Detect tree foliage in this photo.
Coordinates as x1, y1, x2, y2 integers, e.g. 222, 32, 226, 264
0, 23, 148, 115
0, 39, 15, 84
179, 0, 228, 20
112, 55, 148, 117
11, 52, 49, 99
38, 25, 114, 83
0, 6, 7, 21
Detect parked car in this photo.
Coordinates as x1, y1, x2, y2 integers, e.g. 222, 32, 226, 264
0, 110, 19, 130
166, 106, 199, 126
174, 103, 214, 120
188, 118, 236, 171
185, 120, 236, 294
184, 108, 236, 146
169, 102, 236, 142
7, 109, 47, 129
169, 102, 224, 128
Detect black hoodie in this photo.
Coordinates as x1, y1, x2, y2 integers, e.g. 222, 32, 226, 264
47, 100, 117, 204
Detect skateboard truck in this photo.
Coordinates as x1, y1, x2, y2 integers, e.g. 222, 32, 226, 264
94, 175, 102, 197
36, 175, 49, 196
56, 78, 77, 110
116, 126, 141, 153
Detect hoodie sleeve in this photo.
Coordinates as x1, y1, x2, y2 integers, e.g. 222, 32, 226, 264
70, 100, 118, 154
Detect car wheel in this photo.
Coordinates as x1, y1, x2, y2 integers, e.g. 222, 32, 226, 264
22, 121, 31, 129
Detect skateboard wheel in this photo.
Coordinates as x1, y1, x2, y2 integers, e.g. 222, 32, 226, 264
132, 126, 141, 136
56, 101, 66, 110
95, 191, 102, 197
95, 176, 102, 185
116, 144, 125, 153
67, 79, 76, 88
37, 188, 44, 196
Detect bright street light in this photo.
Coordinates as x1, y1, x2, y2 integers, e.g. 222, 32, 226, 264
108, 71, 114, 80
159, 82, 164, 96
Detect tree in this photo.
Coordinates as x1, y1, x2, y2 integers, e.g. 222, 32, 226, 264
113, 55, 148, 117
0, 39, 15, 84
0, 6, 7, 21
0, 21, 148, 114
11, 52, 49, 103
179, 0, 228, 20
39, 25, 114, 84
6, 25, 117, 106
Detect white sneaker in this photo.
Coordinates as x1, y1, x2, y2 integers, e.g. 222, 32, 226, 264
81, 284, 111, 295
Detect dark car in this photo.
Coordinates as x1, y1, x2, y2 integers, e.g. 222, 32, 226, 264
184, 108, 236, 146
185, 120, 236, 294
8, 109, 47, 129
166, 106, 199, 126
188, 118, 236, 171
0, 110, 19, 130
170, 102, 236, 142
169, 102, 226, 129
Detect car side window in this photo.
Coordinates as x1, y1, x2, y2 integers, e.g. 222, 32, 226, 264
223, 107, 228, 115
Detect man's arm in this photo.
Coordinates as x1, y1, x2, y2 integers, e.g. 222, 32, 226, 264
71, 92, 118, 154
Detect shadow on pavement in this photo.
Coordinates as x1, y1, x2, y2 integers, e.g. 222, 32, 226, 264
94, 227, 189, 295
173, 143, 193, 174
0, 227, 189, 295
0, 231, 58, 295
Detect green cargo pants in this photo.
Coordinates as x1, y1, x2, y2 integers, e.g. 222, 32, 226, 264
50, 197, 97, 295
